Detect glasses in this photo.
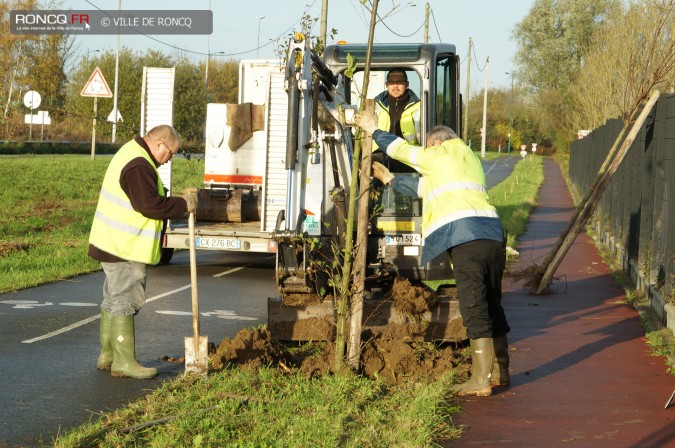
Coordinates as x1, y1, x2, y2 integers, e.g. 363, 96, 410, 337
160, 142, 178, 159
386, 80, 407, 86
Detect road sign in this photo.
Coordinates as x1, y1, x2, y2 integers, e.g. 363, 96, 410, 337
80, 67, 113, 98
23, 91, 41, 109
107, 108, 123, 123
24, 111, 51, 125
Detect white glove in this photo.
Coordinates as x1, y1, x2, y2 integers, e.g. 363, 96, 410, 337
372, 161, 395, 185
354, 112, 379, 135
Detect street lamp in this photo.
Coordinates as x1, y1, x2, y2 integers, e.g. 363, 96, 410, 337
85, 48, 100, 61
257, 16, 266, 59
506, 71, 514, 154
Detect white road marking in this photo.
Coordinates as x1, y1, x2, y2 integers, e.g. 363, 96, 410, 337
60, 302, 99, 307
213, 265, 248, 278
21, 264, 253, 344
203, 310, 258, 321
484, 161, 498, 175
0, 300, 54, 309
22, 314, 102, 344
156, 310, 192, 316
1, 300, 39, 305
156, 309, 258, 321
21, 284, 190, 344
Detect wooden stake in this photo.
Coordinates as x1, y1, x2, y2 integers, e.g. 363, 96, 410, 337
536, 90, 660, 294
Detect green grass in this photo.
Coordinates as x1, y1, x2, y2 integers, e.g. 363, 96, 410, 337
489, 155, 544, 249
0, 155, 203, 293
54, 368, 462, 447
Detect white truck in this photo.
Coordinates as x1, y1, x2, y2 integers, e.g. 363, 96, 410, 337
160, 59, 294, 262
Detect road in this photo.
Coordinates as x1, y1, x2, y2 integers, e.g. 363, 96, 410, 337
0, 155, 519, 447
0, 250, 277, 447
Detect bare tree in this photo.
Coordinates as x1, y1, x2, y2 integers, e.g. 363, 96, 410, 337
535, 0, 675, 294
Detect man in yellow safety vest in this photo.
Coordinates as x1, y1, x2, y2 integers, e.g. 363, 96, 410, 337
89, 124, 198, 379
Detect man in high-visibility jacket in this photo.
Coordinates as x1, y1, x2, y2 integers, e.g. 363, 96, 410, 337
356, 113, 510, 397
89, 124, 198, 379
373, 68, 421, 173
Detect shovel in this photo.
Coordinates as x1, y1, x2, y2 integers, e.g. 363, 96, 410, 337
185, 211, 208, 376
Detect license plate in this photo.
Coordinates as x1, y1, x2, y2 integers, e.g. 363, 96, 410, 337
196, 237, 241, 250
385, 234, 421, 246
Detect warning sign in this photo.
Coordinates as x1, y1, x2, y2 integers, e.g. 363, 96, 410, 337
80, 67, 113, 98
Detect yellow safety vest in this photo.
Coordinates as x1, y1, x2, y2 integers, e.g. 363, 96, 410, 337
89, 140, 164, 265
373, 99, 421, 151
387, 138, 500, 242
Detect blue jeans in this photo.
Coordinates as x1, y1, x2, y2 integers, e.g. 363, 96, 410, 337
100, 261, 147, 316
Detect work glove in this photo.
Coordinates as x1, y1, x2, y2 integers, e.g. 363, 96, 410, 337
182, 192, 199, 214
354, 111, 379, 135
372, 161, 395, 186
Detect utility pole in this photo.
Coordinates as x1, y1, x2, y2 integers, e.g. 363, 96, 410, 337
463, 37, 472, 141
205, 0, 211, 85
320, 0, 328, 51
111, 0, 121, 143
506, 71, 513, 154
480, 56, 489, 159
423, 2, 430, 43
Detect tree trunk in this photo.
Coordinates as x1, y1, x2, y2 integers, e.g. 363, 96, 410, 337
348, 100, 374, 369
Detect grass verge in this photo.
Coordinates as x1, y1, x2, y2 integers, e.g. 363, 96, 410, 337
54, 368, 462, 447
0, 155, 203, 293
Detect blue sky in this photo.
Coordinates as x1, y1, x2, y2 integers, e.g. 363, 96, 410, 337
58, 0, 535, 93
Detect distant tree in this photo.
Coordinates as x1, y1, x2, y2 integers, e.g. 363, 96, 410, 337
1, 0, 73, 139
571, 0, 675, 131
205, 58, 239, 104
512, 0, 620, 150
173, 56, 208, 145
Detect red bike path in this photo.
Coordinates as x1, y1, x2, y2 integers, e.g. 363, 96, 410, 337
448, 158, 675, 447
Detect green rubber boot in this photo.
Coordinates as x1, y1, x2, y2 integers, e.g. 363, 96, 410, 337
96, 311, 113, 370
110, 315, 157, 379
452, 338, 494, 397
491, 334, 510, 387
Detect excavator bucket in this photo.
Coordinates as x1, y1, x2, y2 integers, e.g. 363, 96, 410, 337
268, 279, 466, 342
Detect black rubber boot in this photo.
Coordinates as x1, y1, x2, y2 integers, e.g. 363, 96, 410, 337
491, 334, 510, 387
96, 311, 113, 370
110, 315, 157, 379
452, 338, 494, 397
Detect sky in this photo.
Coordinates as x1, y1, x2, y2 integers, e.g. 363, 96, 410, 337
57, 0, 535, 94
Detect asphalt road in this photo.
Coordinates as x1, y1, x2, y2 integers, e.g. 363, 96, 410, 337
481, 155, 521, 189
0, 155, 519, 447
0, 250, 277, 447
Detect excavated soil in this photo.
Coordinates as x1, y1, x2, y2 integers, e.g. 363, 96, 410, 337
208, 278, 470, 384
208, 327, 470, 385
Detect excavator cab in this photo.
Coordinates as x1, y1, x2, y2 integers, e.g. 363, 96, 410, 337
269, 39, 465, 341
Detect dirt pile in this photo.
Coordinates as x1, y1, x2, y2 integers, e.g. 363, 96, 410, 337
209, 278, 469, 383
209, 327, 470, 385
389, 277, 437, 315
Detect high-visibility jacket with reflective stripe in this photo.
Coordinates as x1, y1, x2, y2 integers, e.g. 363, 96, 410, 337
89, 140, 164, 265
375, 131, 504, 264
373, 90, 421, 150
